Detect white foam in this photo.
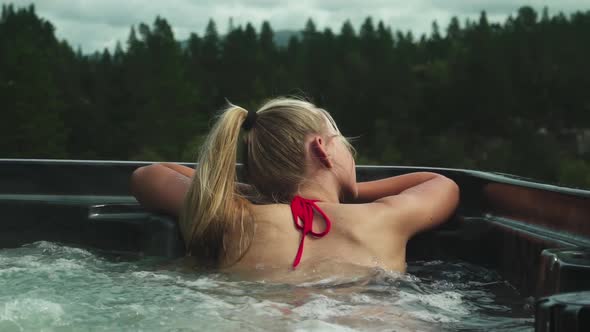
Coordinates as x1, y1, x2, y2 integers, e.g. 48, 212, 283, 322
423, 260, 444, 266
292, 319, 359, 332
245, 299, 291, 317
292, 295, 355, 320
131, 271, 174, 281
0, 298, 64, 325
408, 310, 458, 323
0, 267, 27, 275
349, 294, 374, 304
0, 255, 85, 279
52, 258, 85, 270
189, 291, 235, 310
32, 241, 91, 255
176, 276, 219, 289
118, 303, 148, 317
396, 290, 469, 323
298, 277, 343, 287
4, 255, 42, 268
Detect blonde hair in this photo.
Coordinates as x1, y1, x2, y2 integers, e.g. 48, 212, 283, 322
179, 97, 346, 266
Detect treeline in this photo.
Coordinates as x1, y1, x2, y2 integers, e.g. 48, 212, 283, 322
1, 4, 590, 188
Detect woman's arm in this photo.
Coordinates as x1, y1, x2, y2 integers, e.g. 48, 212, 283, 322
130, 163, 194, 216
157, 163, 195, 178
371, 173, 460, 236
130, 163, 254, 215
354, 172, 443, 203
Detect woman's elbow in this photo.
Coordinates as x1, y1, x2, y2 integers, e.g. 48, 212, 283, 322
441, 175, 460, 209
130, 164, 165, 205
445, 175, 459, 194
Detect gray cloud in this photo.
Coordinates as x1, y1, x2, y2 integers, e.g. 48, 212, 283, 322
9, 0, 590, 52
428, 0, 586, 15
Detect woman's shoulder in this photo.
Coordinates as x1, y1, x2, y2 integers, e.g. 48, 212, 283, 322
316, 201, 407, 234
318, 200, 405, 218
338, 199, 446, 245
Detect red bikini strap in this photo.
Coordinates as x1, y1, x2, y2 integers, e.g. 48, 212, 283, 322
290, 195, 332, 268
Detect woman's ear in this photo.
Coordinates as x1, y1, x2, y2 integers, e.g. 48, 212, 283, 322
310, 136, 333, 168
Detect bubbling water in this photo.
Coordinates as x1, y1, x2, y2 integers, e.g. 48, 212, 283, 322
0, 242, 533, 331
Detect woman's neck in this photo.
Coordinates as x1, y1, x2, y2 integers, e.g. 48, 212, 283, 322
297, 171, 341, 203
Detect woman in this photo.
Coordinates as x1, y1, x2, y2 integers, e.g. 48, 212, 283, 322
131, 98, 459, 281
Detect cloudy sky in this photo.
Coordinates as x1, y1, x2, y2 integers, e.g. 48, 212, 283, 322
9, 0, 590, 52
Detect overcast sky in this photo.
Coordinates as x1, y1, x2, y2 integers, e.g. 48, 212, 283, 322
8, 0, 590, 52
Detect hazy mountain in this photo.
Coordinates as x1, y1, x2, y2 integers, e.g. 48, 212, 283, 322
273, 30, 301, 47
179, 29, 301, 50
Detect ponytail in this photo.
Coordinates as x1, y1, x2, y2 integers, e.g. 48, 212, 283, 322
180, 97, 337, 266
180, 104, 253, 265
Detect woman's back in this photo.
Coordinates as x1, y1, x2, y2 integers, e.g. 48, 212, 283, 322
226, 201, 409, 281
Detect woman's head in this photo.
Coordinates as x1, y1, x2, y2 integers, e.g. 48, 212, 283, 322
245, 97, 355, 202
180, 97, 355, 265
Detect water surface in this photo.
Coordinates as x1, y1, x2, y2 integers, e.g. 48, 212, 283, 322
0, 242, 533, 331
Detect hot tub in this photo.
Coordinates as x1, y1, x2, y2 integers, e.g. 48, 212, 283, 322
0, 159, 588, 331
